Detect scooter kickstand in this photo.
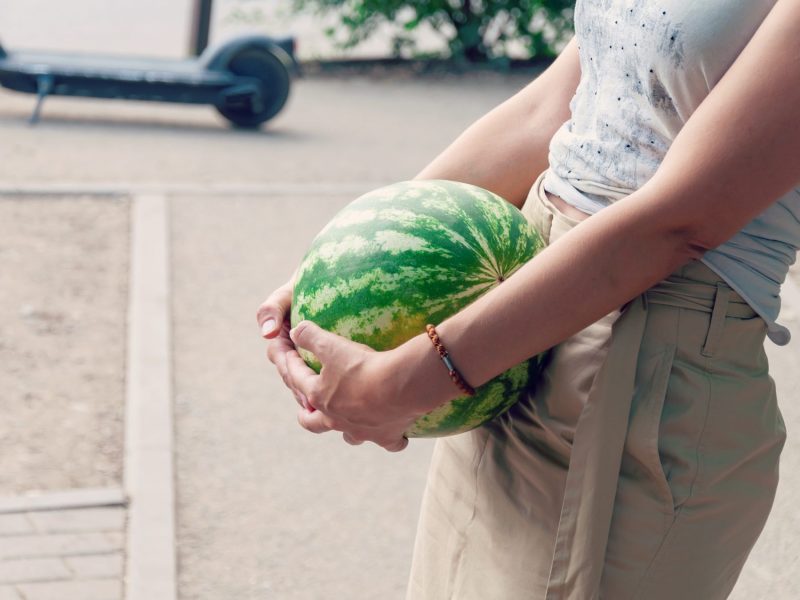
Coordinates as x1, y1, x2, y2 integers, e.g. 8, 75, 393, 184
30, 73, 54, 125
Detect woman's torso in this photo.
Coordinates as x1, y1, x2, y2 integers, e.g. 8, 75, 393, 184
545, 0, 800, 345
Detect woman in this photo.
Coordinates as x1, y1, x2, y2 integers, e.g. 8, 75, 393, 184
257, 1, 800, 598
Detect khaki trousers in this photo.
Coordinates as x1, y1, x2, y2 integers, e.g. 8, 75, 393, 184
406, 173, 786, 600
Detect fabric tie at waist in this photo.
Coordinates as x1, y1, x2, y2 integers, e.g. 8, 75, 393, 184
545, 275, 754, 599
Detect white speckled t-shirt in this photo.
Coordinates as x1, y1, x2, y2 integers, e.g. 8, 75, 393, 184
545, 0, 800, 345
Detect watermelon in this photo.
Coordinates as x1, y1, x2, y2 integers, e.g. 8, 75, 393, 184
291, 180, 547, 438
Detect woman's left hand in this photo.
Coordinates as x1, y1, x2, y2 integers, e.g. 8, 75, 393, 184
285, 321, 426, 452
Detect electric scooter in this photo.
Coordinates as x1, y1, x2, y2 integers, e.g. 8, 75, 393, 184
0, 35, 298, 128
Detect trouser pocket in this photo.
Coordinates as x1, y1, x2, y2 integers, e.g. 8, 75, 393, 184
622, 344, 678, 518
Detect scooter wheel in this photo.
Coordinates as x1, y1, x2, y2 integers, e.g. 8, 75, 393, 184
217, 47, 290, 128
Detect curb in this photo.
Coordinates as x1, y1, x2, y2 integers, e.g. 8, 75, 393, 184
123, 194, 177, 600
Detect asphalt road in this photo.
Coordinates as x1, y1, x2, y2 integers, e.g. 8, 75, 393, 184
170, 191, 435, 599
159, 74, 533, 600
169, 187, 800, 600
0, 74, 527, 187
0, 72, 532, 600
1, 73, 798, 599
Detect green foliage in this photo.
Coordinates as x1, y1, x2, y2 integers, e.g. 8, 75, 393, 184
291, 0, 574, 61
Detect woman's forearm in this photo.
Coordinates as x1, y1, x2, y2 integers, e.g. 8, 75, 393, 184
414, 38, 580, 209
396, 0, 800, 411
395, 188, 698, 409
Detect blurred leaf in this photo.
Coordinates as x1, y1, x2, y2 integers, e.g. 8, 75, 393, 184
289, 0, 574, 61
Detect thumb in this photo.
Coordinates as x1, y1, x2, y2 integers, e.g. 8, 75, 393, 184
289, 321, 339, 363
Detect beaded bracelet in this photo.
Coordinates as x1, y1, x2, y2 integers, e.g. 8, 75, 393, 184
425, 324, 476, 397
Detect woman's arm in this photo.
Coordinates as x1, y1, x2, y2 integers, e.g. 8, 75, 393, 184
259, 44, 577, 338
415, 38, 581, 208
398, 0, 800, 399
262, 42, 580, 418
288, 0, 800, 447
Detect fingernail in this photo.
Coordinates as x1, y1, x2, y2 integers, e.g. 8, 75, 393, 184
261, 318, 276, 337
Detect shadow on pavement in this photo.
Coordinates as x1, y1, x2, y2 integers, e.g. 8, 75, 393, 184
0, 109, 310, 139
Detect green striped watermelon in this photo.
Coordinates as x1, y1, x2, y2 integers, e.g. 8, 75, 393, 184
291, 180, 547, 438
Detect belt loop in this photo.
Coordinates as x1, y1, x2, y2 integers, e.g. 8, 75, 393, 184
701, 283, 731, 357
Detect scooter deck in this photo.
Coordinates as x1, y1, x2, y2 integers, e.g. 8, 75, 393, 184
0, 50, 231, 86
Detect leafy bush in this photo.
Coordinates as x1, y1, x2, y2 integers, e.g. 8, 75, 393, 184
291, 0, 574, 62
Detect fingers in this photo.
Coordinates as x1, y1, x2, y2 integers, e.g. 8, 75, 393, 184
342, 432, 364, 446
264, 323, 313, 410
271, 316, 408, 453
382, 436, 409, 453
297, 408, 333, 434
300, 411, 407, 453
257, 279, 294, 338
267, 323, 295, 387
285, 344, 322, 409
266, 322, 293, 366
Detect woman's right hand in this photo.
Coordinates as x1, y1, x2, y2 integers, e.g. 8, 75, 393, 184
256, 275, 314, 411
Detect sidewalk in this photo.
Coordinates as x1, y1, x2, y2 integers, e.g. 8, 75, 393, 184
0, 196, 130, 600
0, 193, 173, 600
0, 490, 126, 600
1, 186, 798, 599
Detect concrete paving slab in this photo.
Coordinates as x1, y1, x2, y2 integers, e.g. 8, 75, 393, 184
0, 587, 22, 600
0, 499, 126, 599
0, 489, 126, 515
64, 554, 124, 580
0, 558, 71, 585
26, 509, 125, 535
0, 517, 33, 537
0, 533, 123, 561
15, 579, 121, 600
